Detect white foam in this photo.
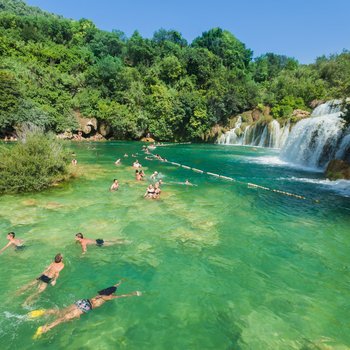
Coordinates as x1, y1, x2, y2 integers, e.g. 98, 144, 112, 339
242, 155, 323, 172
279, 177, 350, 197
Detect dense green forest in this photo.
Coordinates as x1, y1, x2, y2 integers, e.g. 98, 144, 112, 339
0, 0, 349, 141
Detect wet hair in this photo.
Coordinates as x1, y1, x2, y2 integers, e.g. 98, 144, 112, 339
55, 253, 63, 263
135, 170, 139, 173
8, 232, 15, 238
76, 232, 83, 239
98, 286, 117, 296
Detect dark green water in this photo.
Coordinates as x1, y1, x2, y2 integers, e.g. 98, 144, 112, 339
0, 142, 349, 349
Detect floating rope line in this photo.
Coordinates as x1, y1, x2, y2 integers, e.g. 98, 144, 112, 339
146, 152, 307, 200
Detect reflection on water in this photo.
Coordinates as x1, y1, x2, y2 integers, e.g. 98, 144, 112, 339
0, 142, 349, 349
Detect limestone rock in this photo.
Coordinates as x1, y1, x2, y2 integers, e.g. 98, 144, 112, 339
325, 159, 350, 180
74, 111, 97, 136
292, 109, 311, 118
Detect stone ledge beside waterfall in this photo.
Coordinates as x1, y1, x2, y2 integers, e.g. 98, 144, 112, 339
326, 160, 350, 180
216, 107, 310, 148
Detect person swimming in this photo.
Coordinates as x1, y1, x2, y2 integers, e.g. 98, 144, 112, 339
19, 253, 65, 305
144, 184, 155, 198
135, 170, 142, 181
133, 160, 142, 168
150, 171, 158, 180
110, 179, 119, 191
75, 233, 126, 253
0, 232, 24, 255
114, 159, 121, 165
32, 280, 142, 338
153, 181, 162, 199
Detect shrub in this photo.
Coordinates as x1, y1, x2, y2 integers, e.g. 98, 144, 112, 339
0, 128, 71, 194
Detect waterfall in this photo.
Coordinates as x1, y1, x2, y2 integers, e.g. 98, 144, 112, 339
280, 100, 349, 169
218, 118, 290, 148
217, 116, 243, 145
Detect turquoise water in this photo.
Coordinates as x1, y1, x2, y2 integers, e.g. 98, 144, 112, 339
0, 142, 349, 350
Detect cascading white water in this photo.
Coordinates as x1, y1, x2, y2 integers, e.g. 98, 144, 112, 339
280, 100, 349, 169
218, 118, 290, 148
217, 116, 243, 145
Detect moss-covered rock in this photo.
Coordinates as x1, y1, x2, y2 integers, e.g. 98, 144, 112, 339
325, 159, 350, 180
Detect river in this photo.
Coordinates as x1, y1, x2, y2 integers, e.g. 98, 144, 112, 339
0, 142, 349, 349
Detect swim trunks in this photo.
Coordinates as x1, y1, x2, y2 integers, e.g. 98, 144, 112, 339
96, 239, 104, 246
37, 275, 52, 284
75, 299, 92, 313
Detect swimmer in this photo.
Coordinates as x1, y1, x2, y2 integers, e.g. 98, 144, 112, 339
33, 281, 142, 338
185, 179, 193, 186
153, 182, 161, 199
133, 160, 142, 168
150, 171, 158, 180
75, 233, 126, 253
114, 159, 121, 165
20, 253, 64, 305
0, 232, 24, 254
135, 170, 142, 181
110, 179, 119, 191
124, 153, 128, 157
145, 156, 153, 161
71, 159, 77, 166
144, 184, 155, 198
139, 170, 145, 179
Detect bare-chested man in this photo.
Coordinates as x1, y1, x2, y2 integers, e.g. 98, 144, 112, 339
0, 232, 24, 255
75, 233, 126, 253
19, 253, 65, 305
32, 280, 141, 338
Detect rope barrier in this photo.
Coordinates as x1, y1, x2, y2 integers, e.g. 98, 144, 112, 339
147, 151, 307, 201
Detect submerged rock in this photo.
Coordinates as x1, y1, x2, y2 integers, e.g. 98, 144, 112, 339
325, 159, 350, 180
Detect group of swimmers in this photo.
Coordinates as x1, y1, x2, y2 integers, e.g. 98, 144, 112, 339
1, 231, 141, 338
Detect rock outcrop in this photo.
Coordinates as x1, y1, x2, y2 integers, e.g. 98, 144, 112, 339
325, 159, 350, 180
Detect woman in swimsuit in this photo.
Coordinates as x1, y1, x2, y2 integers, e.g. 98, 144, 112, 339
144, 184, 155, 198
33, 281, 142, 338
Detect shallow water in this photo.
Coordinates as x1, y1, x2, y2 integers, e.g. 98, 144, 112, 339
0, 142, 349, 350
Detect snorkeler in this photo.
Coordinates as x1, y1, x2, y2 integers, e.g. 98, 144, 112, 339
75, 233, 126, 253
32, 280, 142, 338
0, 232, 24, 255
19, 253, 65, 305
110, 179, 119, 191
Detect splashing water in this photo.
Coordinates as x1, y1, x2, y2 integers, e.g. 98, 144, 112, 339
280, 100, 349, 169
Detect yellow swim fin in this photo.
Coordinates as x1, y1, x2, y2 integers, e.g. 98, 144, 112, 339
28, 309, 46, 319
33, 326, 43, 339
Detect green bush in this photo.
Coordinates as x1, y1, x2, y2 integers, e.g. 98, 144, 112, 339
0, 128, 71, 194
